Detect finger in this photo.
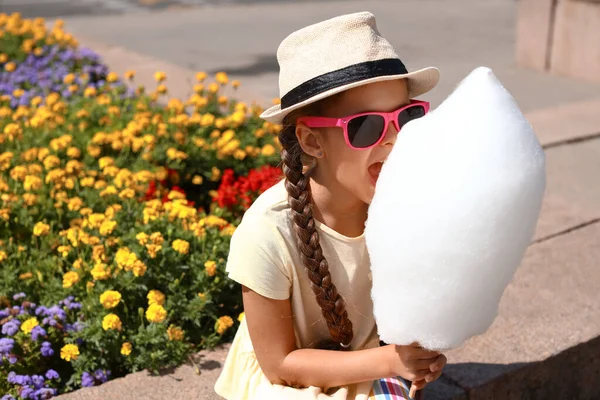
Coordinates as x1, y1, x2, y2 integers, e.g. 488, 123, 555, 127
429, 354, 447, 372
411, 379, 427, 391
425, 369, 443, 383
410, 358, 439, 370
410, 368, 432, 381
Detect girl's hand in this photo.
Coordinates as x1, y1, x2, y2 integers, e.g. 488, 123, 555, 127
386, 343, 447, 387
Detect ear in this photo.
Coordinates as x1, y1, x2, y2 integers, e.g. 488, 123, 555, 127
295, 122, 324, 158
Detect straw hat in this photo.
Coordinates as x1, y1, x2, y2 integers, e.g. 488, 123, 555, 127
260, 11, 440, 123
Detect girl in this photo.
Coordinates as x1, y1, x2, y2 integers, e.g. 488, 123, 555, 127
214, 11, 447, 400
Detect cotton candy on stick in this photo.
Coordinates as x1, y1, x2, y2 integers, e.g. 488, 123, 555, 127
365, 67, 546, 353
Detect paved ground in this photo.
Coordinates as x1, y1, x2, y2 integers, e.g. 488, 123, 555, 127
13, 0, 596, 398
0, 0, 327, 18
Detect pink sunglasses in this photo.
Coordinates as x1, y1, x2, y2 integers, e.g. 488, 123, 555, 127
297, 100, 430, 150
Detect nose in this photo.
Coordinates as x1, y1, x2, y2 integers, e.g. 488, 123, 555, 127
381, 121, 399, 147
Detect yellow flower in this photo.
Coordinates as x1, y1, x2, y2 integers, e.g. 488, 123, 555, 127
200, 113, 215, 127
221, 225, 236, 236
19, 272, 33, 280
4, 123, 22, 140
150, 232, 164, 245
232, 80, 240, 89
132, 260, 147, 277
172, 239, 189, 255
62, 271, 79, 288
84, 87, 97, 98
261, 144, 276, 157
99, 220, 117, 236
147, 290, 165, 306
238, 312, 245, 322
215, 316, 234, 335
204, 215, 228, 228
21, 317, 39, 334
63, 73, 75, 84
146, 244, 161, 259
121, 342, 132, 356
0, 54, 7, 63
124, 70, 135, 80
33, 222, 50, 236
215, 71, 228, 85
192, 175, 203, 185
106, 72, 118, 83
145, 303, 167, 323
24, 175, 42, 191
13, 89, 24, 98
100, 290, 122, 309
208, 82, 219, 93
5, 62, 16, 72
154, 71, 167, 82
210, 167, 221, 181
218, 95, 228, 105
102, 313, 122, 331
87, 213, 105, 229
167, 325, 184, 341
57, 245, 71, 257
73, 258, 84, 269
66, 147, 81, 158
0, 251, 7, 262
67, 197, 83, 211
195, 71, 207, 82
60, 344, 80, 362
204, 260, 217, 277
233, 149, 247, 160
136, 232, 149, 246
157, 84, 168, 94
115, 247, 137, 271
98, 156, 114, 169
99, 186, 118, 197
91, 263, 111, 280
80, 177, 95, 187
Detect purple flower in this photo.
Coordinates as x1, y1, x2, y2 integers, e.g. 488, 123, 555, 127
35, 306, 48, 317
0, 338, 15, 354
1, 395, 16, 400
8, 373, 31, 386
94, 369, 110, 384
31, 375, 45, 389
7, 371, 17, 383
13, 292, 26, 300
40, 342, 54, 357
81, 372, 95, 387
20, 386, 34, 399
2, 319, 20, 336
45, 369, 59, 380
0, 308, 9, 319
31, 325, 46, 341
8, 354, 17, 364
46, 305, 66, 321
34, 388, 57, 399
65, 321, 84, 333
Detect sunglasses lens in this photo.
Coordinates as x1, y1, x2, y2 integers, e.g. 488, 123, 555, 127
347, 115, 385, 148
397, 105, 427, 129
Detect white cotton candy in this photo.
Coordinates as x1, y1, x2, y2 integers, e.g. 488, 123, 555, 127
364, 67, 546, 351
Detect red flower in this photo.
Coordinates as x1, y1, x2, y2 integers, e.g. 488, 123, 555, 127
213, 166, 282, 212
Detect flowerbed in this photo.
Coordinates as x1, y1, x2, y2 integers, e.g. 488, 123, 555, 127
0, 13, 282, 399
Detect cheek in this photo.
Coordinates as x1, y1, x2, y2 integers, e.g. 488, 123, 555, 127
330, 148, 372, 187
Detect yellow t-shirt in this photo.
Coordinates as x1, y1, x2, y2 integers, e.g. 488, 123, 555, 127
214, 181, 380, 400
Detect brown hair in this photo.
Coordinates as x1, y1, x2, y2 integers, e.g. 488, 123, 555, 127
278, 101, 354, 351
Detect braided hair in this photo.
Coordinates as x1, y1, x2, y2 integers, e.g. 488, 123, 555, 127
278, 102, 354, 351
